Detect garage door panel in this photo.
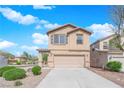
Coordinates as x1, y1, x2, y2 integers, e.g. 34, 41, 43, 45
54, 56, 84, 68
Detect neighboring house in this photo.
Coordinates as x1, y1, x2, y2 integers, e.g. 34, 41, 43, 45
90, 34, 124, 70
0, 55, 8, 67
15, 57, 27, 63
37, 24, 92, 68
8, 56, 27, 64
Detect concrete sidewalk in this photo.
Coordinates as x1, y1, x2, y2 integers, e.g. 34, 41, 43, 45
37, 68, 121, 88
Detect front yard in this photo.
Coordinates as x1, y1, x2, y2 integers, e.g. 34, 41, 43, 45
0, 66, 50, 88
89, 67, 124, 87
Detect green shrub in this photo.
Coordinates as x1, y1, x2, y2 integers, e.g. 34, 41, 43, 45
106, 61, 122, 72
3, 68, 26, 81
0, 66, 16, 77
16, 60, 21, 65
42, 54, 48, 64
14, 81, 23, 86
32, 65, 41, 75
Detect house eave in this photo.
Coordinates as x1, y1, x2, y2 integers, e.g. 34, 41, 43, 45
37, 48, 50, 52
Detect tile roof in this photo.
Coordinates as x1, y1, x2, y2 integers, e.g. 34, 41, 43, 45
47, 23, 92, 35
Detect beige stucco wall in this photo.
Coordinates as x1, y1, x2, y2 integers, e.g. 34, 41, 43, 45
48, 27, 90, 51
90, 35, 124, 68
46, 25, 91, 68
68, 30, 90, 50
91, 35, 115, 51
48, 26, 75, 50
91, 35, 124, 52
90, 36, 112, 68
47, 50, 90, 68
90, 36, 114, 68
99, 36, 114, 51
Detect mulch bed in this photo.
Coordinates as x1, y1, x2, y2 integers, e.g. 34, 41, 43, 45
89, 67, 124, 87
0, 68, 51, 88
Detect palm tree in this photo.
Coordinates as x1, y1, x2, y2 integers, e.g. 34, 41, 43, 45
21, 51, 31, 60
21, 51, 38, 62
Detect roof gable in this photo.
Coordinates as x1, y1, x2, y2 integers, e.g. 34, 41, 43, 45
67, 28, 92, 35
47, 24, 92, 35
47, 24, 77, 35
91, 34, 115, 46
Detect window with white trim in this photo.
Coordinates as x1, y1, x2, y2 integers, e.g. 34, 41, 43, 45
103, 42, 108, 49
53, 34, 66, 44
77, 34, 83, 44
51, 35, 53, 44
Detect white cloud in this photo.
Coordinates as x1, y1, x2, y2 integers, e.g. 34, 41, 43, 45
35, 19, 61, 30
32, 33, 48, 45
21, 45, 39, 51
0, 7, 38, 25
86, 23, 114, 40
35, 25, 42, 29
0, 40, 16, 49
19, 15, 38, 25
33, 5, 55, 10
0, 7, 58, 28
39, 19, 49, 24
44, 23, 60, 29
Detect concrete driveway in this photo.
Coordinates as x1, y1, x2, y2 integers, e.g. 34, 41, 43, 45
37, 68, 121, 88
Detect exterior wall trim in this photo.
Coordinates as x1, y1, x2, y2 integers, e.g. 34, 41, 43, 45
49, 49, 90, 51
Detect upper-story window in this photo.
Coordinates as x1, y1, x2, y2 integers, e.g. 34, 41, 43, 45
77, 34, 83, 44
60, 35, 66, 44
52, 34, 66, 44
103, 42, 108, 49
51, 35, 53, 44
54, 35, 59, 44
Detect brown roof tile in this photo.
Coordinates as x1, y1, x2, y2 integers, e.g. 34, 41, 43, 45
47, 24, 77, 35
37, 48, 50, 52
47, 23, 92, 35
67, 27, 92, 35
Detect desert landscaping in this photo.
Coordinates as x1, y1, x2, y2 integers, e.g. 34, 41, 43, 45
0, 66, 50, 88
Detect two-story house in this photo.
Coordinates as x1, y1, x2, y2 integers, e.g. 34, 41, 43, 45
37, 24, 92, 68
90, 34, 124, 68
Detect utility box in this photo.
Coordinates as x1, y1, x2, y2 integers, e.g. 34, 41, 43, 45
0, 56, 8, 67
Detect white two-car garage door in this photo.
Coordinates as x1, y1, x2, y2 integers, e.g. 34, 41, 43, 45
54, 55, 84, 68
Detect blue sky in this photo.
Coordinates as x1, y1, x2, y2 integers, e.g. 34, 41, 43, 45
0, 5, 114, 55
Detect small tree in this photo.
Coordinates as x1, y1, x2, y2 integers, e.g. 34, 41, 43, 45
109, 6, 124, 51
42, 54, 48, 64
21, 51, 38, 64
21, 51, 31, 60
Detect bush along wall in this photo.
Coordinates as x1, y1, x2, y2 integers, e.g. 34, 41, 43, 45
106, 61, 122, 72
